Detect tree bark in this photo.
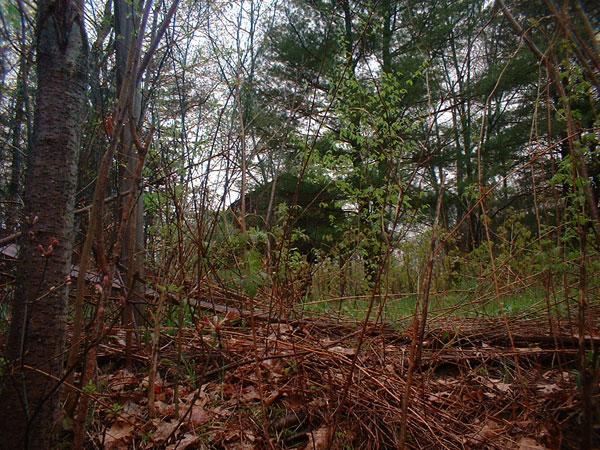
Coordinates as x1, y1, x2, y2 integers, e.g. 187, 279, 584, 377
0, 0, 88, 448
115, 0, 144, 366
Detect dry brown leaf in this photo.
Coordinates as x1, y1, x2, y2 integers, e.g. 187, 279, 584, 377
328, 345, 356, 356
470, 420, 501, 444
536, 383, 560, 395
516, 346, 543, 353
104, 420, 134, 450
477, 376, 511, 392
108, 370, 138, 392
264, 389, 282, 406
189, 405, 211, 426
516, 437, 546, 449
121, 401, 143, 420
166, 433, 201, 450
304, 426, 332, 450
428, 391, 452, 404
273, 323, 294, 334
152, 419, 180, 444
210, 405, 231, 417
140, 372, 162, 389
490, 379, 511, 393
239, 386, 262, 403
184, 385, 210, 406
154, 400, 174, 416
437, 378, 458, 386
222, 383, 237, 398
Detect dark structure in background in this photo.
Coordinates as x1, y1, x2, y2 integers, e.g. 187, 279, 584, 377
230, 172, 346, 260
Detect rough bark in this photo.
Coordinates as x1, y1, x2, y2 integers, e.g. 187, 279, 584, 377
0, 0, 88, 448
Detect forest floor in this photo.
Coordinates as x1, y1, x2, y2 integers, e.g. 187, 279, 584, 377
78, 289, 599, 450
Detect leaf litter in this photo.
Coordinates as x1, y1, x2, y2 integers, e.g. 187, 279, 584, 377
84, 301, 599, 449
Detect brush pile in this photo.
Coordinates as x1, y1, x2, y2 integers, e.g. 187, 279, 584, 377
85, 295, 598, 449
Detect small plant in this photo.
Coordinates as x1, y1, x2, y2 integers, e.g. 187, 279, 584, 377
108, 403, 123, 419
284, 359, 299, 375
83, 379, 97, 395
183, 360, 199, 388
141, 431, 154, 445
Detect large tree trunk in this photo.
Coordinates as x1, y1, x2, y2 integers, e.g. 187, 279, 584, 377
0, 0, 88, 448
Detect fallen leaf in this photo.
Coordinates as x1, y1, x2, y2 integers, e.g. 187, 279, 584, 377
222, 383, 237, 399
189, 405, 211, 426
477, 376, 511, 392
516, 437, 546, 449
437, 378, 458, 386
491, 379, 511, 393
109, 370, 138, 392
240, 386, 262, 403
166, 433, 200, 450
121, 401, 143, 420
304, 426, 332, 450
154, 400, 174, 416
184, 385, 210, 406
516, 347, 543, 353
104, 421, 134, 450
152, 419, 179, 443
328, 346, 356, 356
536, 383, 560, 395
470, 420, 501, 444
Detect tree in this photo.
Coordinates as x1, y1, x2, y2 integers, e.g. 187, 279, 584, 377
114, 0, 145, 366
0, 0, 88, 447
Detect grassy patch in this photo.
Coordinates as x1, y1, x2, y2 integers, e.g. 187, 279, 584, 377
301, 287, 553, 325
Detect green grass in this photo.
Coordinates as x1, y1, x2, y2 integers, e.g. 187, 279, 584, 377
300, 287, 557, 325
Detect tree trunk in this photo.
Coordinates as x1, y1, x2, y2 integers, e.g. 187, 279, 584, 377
115, 0, 144, 364
0, 0, 88, 448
